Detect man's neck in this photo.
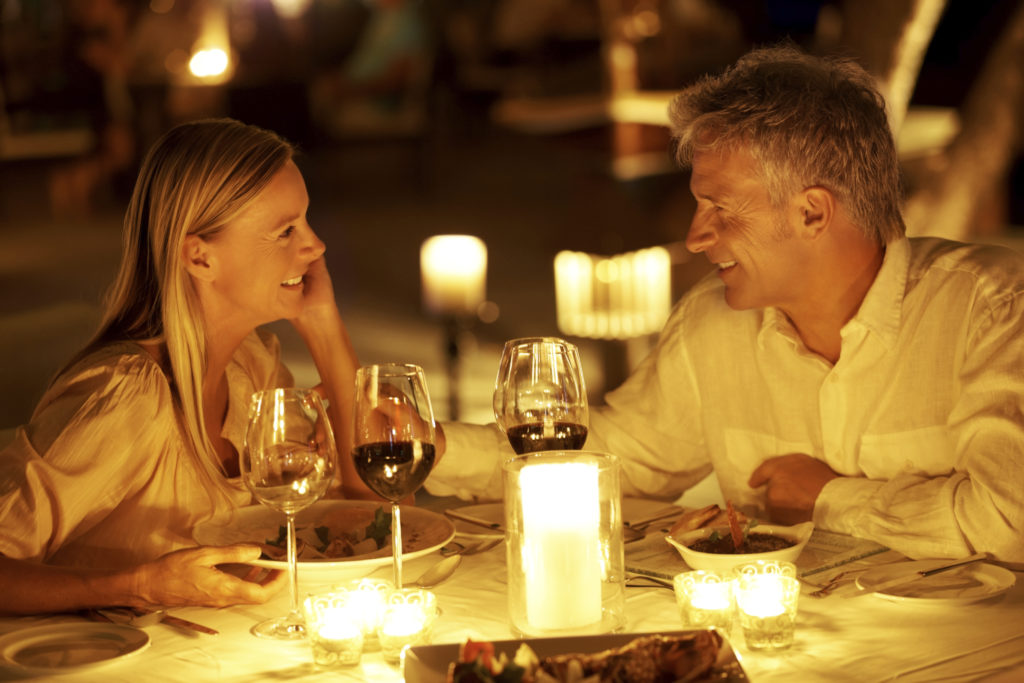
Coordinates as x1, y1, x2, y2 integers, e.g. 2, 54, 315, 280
784, 238, 885, 364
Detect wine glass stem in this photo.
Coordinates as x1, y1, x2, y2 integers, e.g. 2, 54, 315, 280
286, 512, 300, 619
392, 503, 403, 588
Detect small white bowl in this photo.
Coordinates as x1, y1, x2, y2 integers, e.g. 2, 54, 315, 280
665, 521, 814, 573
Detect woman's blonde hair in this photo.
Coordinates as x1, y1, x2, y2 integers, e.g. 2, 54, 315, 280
669, 45, 905, 245
82, 118, 294, 496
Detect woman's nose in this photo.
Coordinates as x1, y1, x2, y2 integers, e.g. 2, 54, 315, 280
303, 225, 326, 258
685, 212, 716, 254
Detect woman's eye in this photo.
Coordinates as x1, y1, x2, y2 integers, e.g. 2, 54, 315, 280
280, 226, 295, 239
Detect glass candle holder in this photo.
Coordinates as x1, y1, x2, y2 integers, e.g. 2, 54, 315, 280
377, 588, 438, 664
337, 577, 392, 651
302, 592, 365, 668
733, 560, 800, 650
673, 570, 735, 633
503, 451, 626, 638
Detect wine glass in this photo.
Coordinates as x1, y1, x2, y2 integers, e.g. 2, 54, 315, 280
241, 387, 337, 639
352, 363, 437, 589
493, 337, 589, 454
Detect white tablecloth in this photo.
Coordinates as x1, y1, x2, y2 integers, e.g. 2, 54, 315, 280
1, 511, 1022, 682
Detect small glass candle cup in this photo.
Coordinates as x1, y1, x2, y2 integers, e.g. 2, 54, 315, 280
337, 577, 393, 651
378, 588, 438, 664
302, 592, 365, 668
733, 560, 800, 650
673, 570, 735, 633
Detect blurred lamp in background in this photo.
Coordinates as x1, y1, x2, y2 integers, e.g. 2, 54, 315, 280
554, 246, 671, 390
420, 235, 489, 421
188, 0, 232, 83
554, 246, 670, 339
420, 235, 488, 317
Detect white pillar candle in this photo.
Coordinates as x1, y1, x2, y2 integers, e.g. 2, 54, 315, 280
520, 462, 602, 630
420, 235, 487, 316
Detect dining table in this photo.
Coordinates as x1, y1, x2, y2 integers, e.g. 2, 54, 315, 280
1, 495, 1021, 682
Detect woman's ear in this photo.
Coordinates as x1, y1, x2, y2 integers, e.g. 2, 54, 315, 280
182, 235, 216, 281
799, 186, 835, 239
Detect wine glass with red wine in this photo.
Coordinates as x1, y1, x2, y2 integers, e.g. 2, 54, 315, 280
493, 337, 589, 454
352, 363, 437, 588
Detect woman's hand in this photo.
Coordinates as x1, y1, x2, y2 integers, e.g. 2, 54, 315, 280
292, 256, 339, 332
129, 544, 287, 609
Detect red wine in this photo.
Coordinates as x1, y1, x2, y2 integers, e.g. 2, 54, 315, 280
506, 422, 588, 454
352, 440, 436, 502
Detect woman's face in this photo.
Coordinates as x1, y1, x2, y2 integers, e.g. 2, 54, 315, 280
202, 159, 325, 330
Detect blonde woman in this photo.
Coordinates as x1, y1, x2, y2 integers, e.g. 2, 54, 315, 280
0, 119, 368, 615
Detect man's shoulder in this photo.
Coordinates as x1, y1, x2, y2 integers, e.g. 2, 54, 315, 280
908, 237, 1024, 297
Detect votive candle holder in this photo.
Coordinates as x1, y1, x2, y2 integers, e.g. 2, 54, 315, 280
377, 588, 438, 664
302, 592, 365, 668
733, 560, 800, 650
673, 570, 735, 633
336, 577, 392, 651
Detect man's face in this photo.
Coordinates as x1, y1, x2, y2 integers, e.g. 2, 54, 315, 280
686, 146, 807, 312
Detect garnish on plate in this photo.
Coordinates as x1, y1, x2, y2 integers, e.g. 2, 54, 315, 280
261, 505, 396, 560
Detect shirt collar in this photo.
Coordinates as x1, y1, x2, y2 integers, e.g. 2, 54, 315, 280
757, 236, 909, 350
846, 236, 908, 349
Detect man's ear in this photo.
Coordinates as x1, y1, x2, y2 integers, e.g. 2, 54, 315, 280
798, 186, 835, 239
182, 234, 216, 281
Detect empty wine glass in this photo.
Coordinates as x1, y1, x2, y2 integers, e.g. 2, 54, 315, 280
241, 387, 337, 639
352, 363, 437, 588
493, 337, 589, 454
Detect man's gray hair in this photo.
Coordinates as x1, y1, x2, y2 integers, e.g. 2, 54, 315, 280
669, 45, 905, 244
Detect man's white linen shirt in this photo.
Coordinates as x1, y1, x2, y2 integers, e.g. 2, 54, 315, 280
428, 237, 1024, 564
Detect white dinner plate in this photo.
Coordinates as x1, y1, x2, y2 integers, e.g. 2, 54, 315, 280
855, 560, 1016, 604
0, 623, 150, 675
445, 503, 504, 538
194, 500, 455, 586
404, 630, 748, 683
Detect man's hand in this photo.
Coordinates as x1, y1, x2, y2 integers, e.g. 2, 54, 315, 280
748, 454, 839, 525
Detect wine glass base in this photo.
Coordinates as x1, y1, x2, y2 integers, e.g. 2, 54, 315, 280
250, 615, 306, 640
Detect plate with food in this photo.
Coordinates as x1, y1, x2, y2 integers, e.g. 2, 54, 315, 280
404, 629, 747, 682
193, 500, 455, 586
665, 503, 813, 572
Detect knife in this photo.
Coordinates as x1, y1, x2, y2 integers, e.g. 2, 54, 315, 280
850, 552, 988, 597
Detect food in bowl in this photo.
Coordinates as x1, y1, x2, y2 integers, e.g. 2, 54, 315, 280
666, 521, 814, 572
687, 529, 796, 554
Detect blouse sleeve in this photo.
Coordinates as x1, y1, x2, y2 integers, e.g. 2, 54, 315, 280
0, 349, 178, 562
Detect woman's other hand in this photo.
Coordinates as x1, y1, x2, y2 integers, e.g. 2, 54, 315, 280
129, 544, 287, 609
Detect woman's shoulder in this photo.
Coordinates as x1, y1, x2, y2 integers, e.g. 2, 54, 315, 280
37, 342, 172, 420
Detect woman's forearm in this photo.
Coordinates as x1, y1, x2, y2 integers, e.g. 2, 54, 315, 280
295, 310, 376, 500
0, 555, 133, 616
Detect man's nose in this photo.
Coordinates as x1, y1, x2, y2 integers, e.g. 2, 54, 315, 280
685, 211, 716, 254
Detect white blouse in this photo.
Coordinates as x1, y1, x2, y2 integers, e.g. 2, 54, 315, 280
0, 330, 291, 569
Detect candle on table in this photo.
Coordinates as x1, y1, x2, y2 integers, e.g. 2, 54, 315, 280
520, 461, 602, 630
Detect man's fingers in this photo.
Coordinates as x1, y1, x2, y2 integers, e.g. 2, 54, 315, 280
748, 458, 777, 487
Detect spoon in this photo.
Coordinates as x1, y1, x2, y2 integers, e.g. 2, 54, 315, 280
407, 554, 462, 588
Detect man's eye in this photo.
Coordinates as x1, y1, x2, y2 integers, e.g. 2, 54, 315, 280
280, 226, 295, 238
